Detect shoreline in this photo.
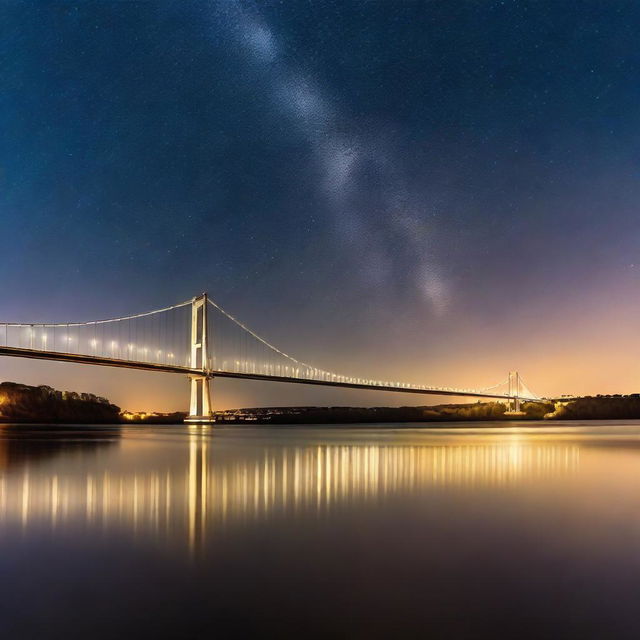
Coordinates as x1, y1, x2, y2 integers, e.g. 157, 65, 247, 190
3, 381, 640, 425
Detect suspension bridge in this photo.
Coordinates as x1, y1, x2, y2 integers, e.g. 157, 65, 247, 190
0, 294, 539, 423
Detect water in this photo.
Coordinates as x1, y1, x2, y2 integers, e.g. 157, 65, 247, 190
1, 421, 640, 638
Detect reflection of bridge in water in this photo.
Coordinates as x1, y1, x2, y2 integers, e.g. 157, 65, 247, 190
0, 433, 579, 552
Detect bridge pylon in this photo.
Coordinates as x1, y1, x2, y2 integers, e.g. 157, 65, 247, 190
505, 370, 525, 415
185, 293, 215, 425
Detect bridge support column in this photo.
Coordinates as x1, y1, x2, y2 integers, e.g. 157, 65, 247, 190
185, 375, 214, 424
185, 293, 215, 424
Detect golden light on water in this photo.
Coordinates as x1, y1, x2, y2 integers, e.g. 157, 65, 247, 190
0, 430, 581, 553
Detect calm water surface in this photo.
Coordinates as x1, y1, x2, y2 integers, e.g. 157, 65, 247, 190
2, 421, 640, 638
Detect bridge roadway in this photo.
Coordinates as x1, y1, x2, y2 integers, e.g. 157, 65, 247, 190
0, 345, 539, 402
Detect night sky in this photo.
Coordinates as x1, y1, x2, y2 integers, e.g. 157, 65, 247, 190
2, 1, 640, 411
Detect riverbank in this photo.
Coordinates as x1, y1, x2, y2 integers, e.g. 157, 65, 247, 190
3, 381, 640, 424
212, 396, 640, 424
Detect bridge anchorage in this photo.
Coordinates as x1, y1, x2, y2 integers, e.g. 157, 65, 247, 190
0, 292, 540, 425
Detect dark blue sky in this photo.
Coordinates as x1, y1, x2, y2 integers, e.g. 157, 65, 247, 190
2, 1, 640, 409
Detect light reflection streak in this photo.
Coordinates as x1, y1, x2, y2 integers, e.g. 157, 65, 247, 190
0, 437, 579, 552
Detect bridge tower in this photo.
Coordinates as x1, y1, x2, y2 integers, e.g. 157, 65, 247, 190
506, 370, 523, 415
185, 293, 215, 424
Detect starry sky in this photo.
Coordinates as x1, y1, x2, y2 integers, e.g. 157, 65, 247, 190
2, 1, 640, 411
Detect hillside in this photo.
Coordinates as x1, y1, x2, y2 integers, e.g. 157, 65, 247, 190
0, 382, 121, 423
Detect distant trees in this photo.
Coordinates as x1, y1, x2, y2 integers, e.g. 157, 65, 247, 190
216, 401, 556, 424
0, 382, 121, 423
547, 396, 640, 420
213, 397, 640, 425
522, 401, 555, 419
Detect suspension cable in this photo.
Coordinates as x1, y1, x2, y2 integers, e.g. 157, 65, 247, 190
2, 300, 192, 327
208, 297, 514, 395
207, 298, 317, 370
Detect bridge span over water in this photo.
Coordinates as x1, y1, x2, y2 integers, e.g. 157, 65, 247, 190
0, 294, 539, 423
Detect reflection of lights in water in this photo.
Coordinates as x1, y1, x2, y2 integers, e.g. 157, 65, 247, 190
0, 438, 579, 552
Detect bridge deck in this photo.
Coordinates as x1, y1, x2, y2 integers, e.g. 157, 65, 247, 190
0, 346, 538, 401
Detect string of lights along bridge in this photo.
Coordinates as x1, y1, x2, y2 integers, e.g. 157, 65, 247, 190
0, 293, 539, 423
